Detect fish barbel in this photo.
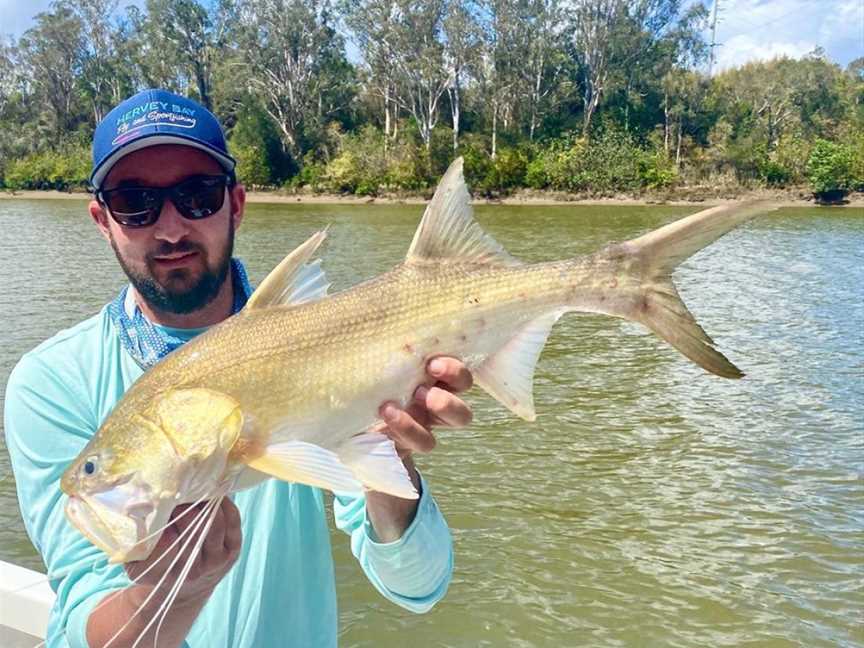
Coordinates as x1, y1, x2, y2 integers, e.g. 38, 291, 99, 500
61, 158, 772, 565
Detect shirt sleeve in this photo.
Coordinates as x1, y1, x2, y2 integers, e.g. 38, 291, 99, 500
333, 475, 453, 613
4, 354, 130, 648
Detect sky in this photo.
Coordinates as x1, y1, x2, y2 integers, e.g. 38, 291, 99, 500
0, 0, 861, 73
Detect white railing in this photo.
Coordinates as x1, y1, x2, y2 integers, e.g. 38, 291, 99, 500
0, 560, 55, 640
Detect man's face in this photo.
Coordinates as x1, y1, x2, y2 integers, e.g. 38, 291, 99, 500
90, 145, 244, 315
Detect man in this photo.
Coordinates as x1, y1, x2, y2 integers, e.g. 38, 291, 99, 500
4, 89, 473, 648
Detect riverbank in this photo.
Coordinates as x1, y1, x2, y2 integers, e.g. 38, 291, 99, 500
3, 187, 863, 208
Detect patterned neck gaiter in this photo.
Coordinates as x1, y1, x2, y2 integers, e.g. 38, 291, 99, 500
107, 258, 253, 369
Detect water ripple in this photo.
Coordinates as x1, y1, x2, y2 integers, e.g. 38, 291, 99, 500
1, 201, 861, 647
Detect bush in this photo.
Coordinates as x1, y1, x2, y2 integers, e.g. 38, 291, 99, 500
233, 142, 272, 188
638, 151, 678, 189
806, 139, 854, 197
523, 129, 647, 194
229, 107, 292, 187
848, 130, 864, 192
3, 145, 90, 191
757, 157, 793, 186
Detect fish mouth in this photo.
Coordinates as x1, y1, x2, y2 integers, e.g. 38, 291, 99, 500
66, 495, 130, 563
65, 490, 161, 564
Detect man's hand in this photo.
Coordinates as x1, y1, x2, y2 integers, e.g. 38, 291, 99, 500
367, 357, 473, 542
378, 356, 474, 457
88, 498, 241, 648
126, 497, 242, 605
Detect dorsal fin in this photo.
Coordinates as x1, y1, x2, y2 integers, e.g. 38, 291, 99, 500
245, 229, 330, 311
406, 158, 520, 266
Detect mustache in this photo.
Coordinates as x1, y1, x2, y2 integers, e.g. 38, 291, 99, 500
146, 240, 204, 261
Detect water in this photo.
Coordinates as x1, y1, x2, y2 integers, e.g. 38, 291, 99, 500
1, 198, 862, 647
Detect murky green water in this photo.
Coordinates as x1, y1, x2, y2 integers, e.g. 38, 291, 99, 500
1, 199, 862, 647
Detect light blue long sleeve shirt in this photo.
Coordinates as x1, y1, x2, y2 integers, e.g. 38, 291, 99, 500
4, 307, 453, 648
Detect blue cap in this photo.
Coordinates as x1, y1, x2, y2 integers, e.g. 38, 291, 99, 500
89, 89, 236, 191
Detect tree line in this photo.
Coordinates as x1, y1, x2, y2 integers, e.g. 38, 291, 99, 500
1, 0, 862, 199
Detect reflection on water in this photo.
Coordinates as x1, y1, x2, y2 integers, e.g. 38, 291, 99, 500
1, 199, 862, 647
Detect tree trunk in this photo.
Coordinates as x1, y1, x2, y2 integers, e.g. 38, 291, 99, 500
491, 105, 498, 160
449, 80, 460, 151
384, 85, 391, 141
663, 89, 670, 154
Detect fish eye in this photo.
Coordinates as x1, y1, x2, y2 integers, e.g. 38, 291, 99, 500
81, 456, 98, 477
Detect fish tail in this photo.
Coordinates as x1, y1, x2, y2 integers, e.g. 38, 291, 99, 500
612, 201, 775, 379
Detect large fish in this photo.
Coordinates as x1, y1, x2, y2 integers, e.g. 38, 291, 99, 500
61, 158, 770, 566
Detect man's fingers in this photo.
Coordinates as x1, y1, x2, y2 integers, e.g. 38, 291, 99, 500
171, 502, 204, 536
202, 502, 226, 558
222, 498, 242, 556
427, 357, 473, 392
415, 385, 473, 427
380, 402, 436, 453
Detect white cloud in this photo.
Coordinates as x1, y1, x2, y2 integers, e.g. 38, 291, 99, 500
714, 34, 817, 71
704, 0, 863, 72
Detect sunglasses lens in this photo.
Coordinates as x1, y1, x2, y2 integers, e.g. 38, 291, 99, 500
104, 189, 161, 227
173, 177, 227, 219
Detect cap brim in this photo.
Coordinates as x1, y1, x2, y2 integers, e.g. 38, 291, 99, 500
90, 134, 236, 190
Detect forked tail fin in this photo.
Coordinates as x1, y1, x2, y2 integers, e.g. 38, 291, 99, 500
619, 202, 776, 378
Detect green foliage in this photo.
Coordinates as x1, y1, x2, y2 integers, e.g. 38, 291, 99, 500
848, 130, 864, 192
462, 146, 528, 196
229, 106, 289, 187
0, 1, 859, 199
3, 145, 90, 191
806, 139, 854, 196
523, 130, 650, 194
233, 142, 272, 188
638, 151, 678, 189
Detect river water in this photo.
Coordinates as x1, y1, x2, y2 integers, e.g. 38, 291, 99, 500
0, 199, 861, 647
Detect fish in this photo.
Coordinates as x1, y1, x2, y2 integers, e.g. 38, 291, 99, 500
61, 157, 772, 568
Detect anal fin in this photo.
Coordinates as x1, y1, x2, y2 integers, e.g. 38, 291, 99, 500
473, 310, 565, 421
337, 432, 418, 500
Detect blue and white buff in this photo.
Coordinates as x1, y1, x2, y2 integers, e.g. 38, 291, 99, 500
107, 258, 253, 369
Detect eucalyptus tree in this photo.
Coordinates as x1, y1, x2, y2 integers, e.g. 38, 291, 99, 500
124, 5, 187, 92
130, 0, 238, 110
237, 0, 353, 160
475, 0, 523, 158
0, 37, 29, 175
386, 0, 451, 152
711, 53, 848, 153
16, 3, 87, 144
519, 0, 569, 141
343, 0, 401, 144
0, 39, 16, 114
67, 0, 131, 124
567, 0, 692, 136
442, 0, 482, 150
661, 68, 707, 167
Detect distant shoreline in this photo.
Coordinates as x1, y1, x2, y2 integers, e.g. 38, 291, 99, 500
3, 188, 862, 209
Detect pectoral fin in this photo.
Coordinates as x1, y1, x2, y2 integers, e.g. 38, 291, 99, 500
246, 441, 363, 493
473, 310, 565, 421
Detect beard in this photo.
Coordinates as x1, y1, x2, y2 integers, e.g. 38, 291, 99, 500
110, 224, 234, 315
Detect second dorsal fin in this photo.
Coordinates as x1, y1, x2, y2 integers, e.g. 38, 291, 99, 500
244, 229, 330, 311
405, 158, 520, 266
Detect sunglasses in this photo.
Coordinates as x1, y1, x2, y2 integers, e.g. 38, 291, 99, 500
97, 175, 233, 228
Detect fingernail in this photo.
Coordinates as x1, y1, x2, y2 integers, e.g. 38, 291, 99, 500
381, 403, 399, 420
415, 385, 429, 401
429, 358, 445, 376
